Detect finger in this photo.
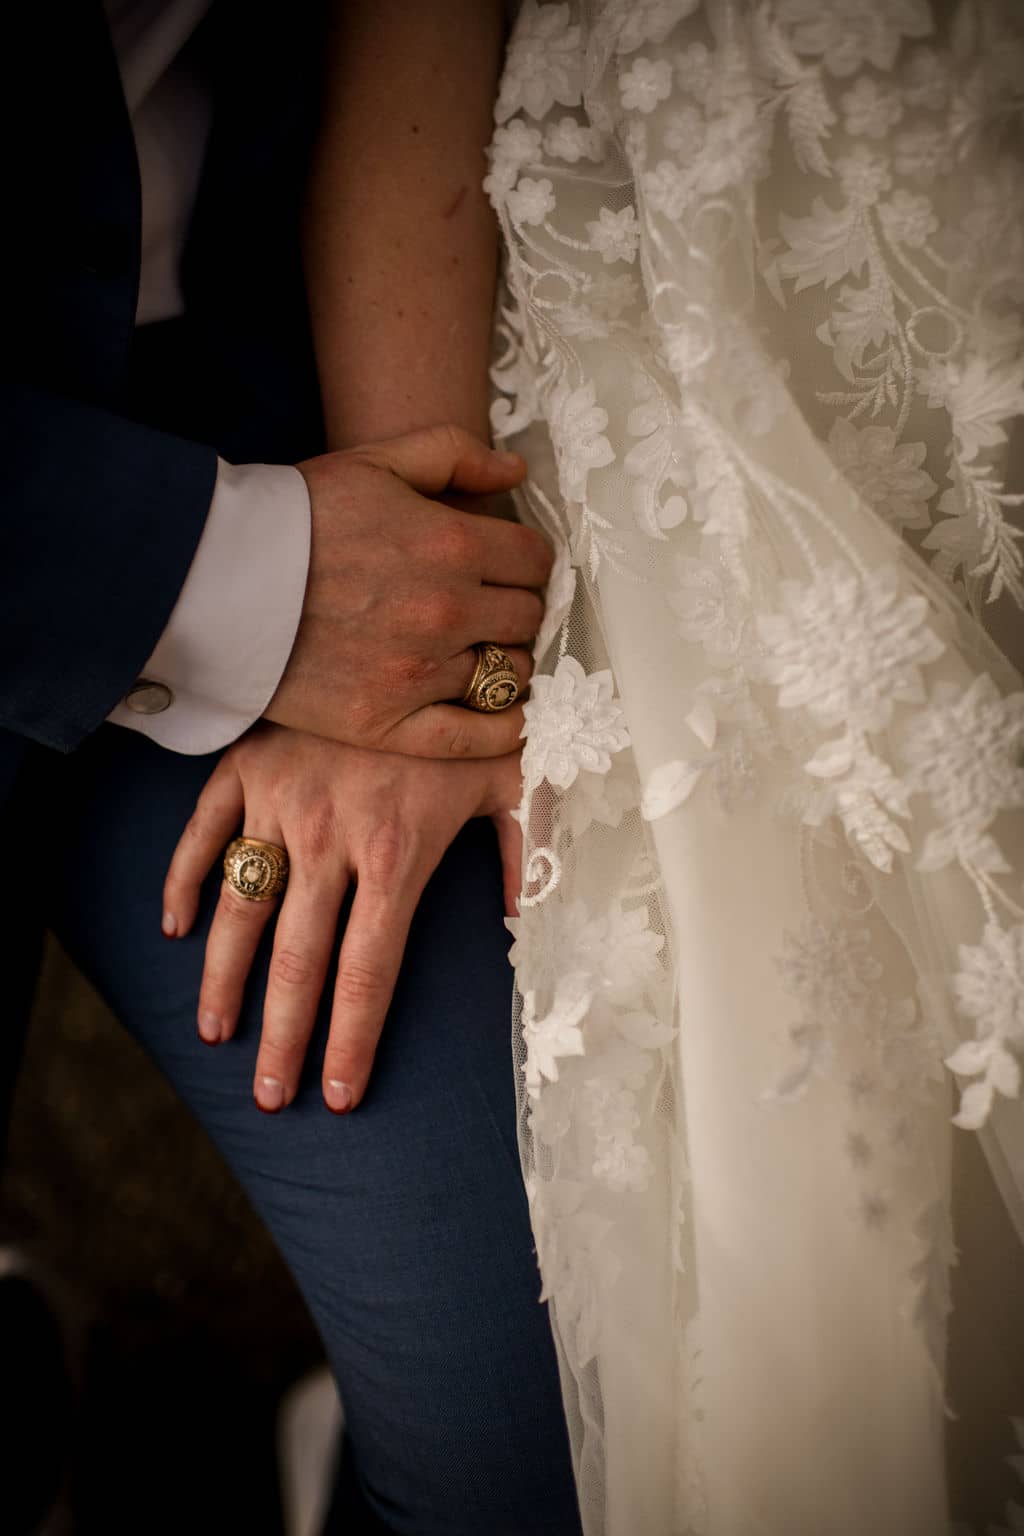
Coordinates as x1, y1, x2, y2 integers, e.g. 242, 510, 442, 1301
253, 862, 349, 1114
361, 423, 526, 498
322, 854, 430, 1113
427, 645, 533, 710
492, 810, 525, 920
197, 815, 284, 1051
163, 763, 245, 939
474, 517, 554, 589
464, 586, 545, 647
384, 701, 527, 760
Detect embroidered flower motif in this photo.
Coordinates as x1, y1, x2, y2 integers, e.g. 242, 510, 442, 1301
903, 46, 950, 111
592, 1136, 654, 1194
840, 76, 904, 139
775, 0, 932, 78
669, 556, 745, 656
585, 205, 640, 265
759, 563, 944, 734
945, 922, 1024, 1128
827, 418, 937, 531
547, 377, 615, 503
507, 176, 556, 227
778, 197, 870, 291
663, 104, 705, 159
522, 656, 631, 792
835, 144, 893, 205
918, 356, 1024, 464
892, 124, 951, 184
611, 0, 699, 56
585, 902, 665, 1002
674, 40, 713, 100
544, 115, 604, 163
496, 1, 583, 123
877, 189, 938, 249
642, 159, 693, 222
583, 271, 639, 321
778, 920, 883, 1023
901, 676, 1024, 872
958, 926, 1024, 1050
483, 120, 543, 206
521, 974, 590, 1097
619, 57, 673, 114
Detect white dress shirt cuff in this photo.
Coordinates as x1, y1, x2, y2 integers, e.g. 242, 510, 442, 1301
107, 460, 311, 754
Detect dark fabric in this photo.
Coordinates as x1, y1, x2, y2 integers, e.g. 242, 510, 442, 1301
3, 6, 582, 1526
0, 0, 326, 757
41, 727, 582, 1536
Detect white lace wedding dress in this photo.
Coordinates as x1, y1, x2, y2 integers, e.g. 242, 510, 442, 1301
486, 3, 1024, 1531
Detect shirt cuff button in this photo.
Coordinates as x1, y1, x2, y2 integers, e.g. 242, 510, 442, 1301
125, 679, 174, 715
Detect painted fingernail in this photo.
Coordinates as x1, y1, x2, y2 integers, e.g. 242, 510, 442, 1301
256, 1076, 285, 1113
198, 1010, 221, 1045
324, 1079, 353, 1114
162, 911, 178, 938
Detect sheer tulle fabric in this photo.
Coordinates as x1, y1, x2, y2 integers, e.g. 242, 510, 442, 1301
487, 3, 1024, 1531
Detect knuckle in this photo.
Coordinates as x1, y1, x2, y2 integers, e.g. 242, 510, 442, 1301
515, 524, 554, 575
183, 808, 212, 846
294, 800, 339, 863
432, 421, 465, 460
385, 651, 439, 690
520, 592, 545, 633
270, 945, 318, 991
422, 588, 464, 636
434, 518, 478, 571
345, 696, 386, 741
361, 816, 409, 887
335, 957, 386, 1009
445, 723, 475, 759
219, 887, 260, 925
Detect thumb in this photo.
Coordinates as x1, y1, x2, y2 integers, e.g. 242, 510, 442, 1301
363, 424, 526, 497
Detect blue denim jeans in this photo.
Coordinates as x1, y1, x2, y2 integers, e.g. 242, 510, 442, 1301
45, 726, 581, 1535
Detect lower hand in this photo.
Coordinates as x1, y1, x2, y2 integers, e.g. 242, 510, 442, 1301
162, 724, 523, 1114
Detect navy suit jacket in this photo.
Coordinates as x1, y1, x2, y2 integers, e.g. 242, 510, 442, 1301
0, 0, 327, 768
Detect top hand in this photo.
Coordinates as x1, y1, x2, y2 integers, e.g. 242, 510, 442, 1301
266, 425, 551, 757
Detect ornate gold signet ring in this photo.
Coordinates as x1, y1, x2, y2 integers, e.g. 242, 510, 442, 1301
223, 837, 290, 902
461, 643, 520, 713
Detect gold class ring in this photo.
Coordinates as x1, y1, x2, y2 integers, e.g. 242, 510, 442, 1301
461, 643, 520, 713
223, 836, 290, 902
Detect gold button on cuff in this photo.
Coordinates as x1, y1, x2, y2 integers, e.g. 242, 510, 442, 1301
125, 679, 174, 715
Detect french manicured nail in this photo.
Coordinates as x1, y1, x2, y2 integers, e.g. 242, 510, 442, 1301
198, 1010, 221, 1045
324, 1080, 353, 1114
162, 911, 178, 938
256, 1076, 285, 1113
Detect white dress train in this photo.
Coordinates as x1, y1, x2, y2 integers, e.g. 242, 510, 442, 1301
487, 3, 1024, 1531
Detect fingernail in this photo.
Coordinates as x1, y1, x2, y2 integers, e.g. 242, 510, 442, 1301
324, 1079, 353, 1114
495, 449, 522, 467
162, 911, 178, 938
256, 1076, 285, 1113
198, 1010, 221, 1045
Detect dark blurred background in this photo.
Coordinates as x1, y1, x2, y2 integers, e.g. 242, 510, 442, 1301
1, 937, 326, 1535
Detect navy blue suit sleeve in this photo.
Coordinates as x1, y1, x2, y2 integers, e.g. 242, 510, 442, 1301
0, 381, 218, 752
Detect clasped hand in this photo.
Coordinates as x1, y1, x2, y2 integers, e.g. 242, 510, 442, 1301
163, 725, 525, 1113
161, 423, 546, 1114
269, 424, 552, 757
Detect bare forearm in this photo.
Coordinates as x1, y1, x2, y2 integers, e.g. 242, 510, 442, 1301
304, 0, 506, 449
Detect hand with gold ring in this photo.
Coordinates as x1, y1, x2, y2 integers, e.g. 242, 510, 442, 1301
267, 425, 552, 758
162, 723, 524, 1115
